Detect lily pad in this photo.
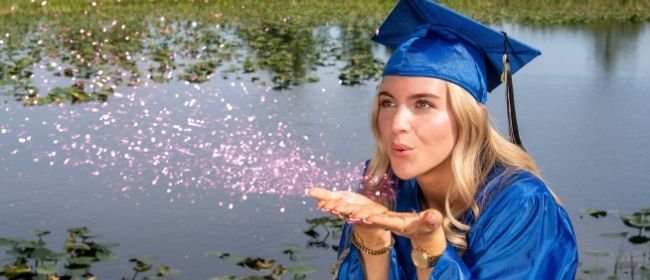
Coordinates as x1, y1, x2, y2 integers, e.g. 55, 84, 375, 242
35, 264, 59, 275
236, 257, 275, 271
287, 265, 316, 274
584, 250, 609, 257
67, 227, 90, 235
129, 257, 153, 273
28, 229, 51, 238
96, 251, 119, 262
291, 254, 318, 261
582, 209, 607, 218
204, 250, 229, 259
1, 264, 32, 278
600, 232, 628, 238
582, 265, 606, 275
639, 266, 650, 279
64, 267, 89, 277
30, 246, 54, 260
157, 264, 180, 276
0, 237, 23, 247
622, 214, 650, 229
64, 242, 91, 251
67, 256, 95, 266
628, 235, 650, 244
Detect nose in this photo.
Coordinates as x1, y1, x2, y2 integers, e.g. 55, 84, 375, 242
391, 106, 411, 134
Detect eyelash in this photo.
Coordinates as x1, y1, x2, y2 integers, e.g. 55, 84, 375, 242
415, 100, 434, 109
379, 99, 434, 109
379, 99, 395, 108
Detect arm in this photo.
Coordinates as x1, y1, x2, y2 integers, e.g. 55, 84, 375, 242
334, 223, 401, 280
309, 188, 399, 279
459, 182, 579, 279
309, 187, 464, 279
353, 226, 392, 279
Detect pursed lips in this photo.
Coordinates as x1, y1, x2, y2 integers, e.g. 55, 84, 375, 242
391, 143, 414, 157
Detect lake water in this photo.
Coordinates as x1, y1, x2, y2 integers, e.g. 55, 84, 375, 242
1, 21, 649, 279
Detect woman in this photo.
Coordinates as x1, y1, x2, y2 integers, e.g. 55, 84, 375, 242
308, 0, 578, 279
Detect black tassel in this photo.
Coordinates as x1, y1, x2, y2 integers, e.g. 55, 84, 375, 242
501, 32, 524, 149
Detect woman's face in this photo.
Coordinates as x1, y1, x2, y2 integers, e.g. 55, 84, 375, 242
377, 76, 458, 180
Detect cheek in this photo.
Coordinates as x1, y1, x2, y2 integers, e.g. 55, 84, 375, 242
377, 112, 392, 138
419, 114, 455, 145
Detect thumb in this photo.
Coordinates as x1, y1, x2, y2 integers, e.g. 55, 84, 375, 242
420, 209, 443, 230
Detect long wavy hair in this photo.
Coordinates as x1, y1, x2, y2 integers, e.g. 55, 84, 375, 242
361, 81, 544, 253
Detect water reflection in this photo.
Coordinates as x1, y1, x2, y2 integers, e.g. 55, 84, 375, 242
2, 3, 650, 279
505, 21, 649, 78
586, 21, 645, 74
0, 3, 388, 105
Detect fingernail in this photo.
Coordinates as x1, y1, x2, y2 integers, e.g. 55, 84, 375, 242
331, 210, 339, 215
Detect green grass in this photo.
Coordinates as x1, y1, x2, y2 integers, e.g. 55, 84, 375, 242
441, 0, 650, 23
1, 0, 648, 25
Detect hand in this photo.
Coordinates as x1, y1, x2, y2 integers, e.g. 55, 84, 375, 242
366, 209, 445, 252
307, 187, 388, 220
307, 187, 391, 245
307, 187, 445, 251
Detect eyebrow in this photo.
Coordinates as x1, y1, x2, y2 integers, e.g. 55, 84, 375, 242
378, 91, 441, 100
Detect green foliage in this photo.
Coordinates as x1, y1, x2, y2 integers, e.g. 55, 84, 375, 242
207, 248, 313, 280
1, 0, 647, 105
208, 216, 344, 279
438, 0, 650, 24
584, 209, 609, 219
580, 207, 650, 279
0, 227, 177, 280
303, 216, 345, 251
0, 0, 393, 105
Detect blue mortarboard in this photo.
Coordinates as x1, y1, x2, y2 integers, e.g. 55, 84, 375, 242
372, 0, 541, 147
372, 0, 540, 104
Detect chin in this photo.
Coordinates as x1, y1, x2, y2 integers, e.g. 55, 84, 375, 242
390, 163, 418, 180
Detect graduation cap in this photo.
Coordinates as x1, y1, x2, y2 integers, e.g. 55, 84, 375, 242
372, 0, 541, 147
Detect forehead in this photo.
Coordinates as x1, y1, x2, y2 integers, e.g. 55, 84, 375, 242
379, 76, 448, 98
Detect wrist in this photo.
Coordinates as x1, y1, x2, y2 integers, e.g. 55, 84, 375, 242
353, 226, 391, 250
410, 227, 446, 256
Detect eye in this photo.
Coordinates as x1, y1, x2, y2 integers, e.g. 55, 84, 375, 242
379, 99, 395, 108
415, 100, 434, 109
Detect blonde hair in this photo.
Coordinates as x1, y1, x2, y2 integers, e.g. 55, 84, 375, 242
361, 81, 542, 253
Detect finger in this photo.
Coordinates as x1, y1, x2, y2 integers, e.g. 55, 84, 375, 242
307, 187, 345, 201
420, 210, 443, 230
319, 199, 352, 213
349, 206, 381, 220
367, 212, 419, 233
333, 203, 357, 215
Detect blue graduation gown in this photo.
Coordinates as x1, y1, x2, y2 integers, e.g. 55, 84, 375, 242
333, 168, 578, 279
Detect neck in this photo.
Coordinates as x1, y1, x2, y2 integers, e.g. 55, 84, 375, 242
416, 157, 453, 212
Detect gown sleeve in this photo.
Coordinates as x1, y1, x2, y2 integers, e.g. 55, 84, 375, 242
452, 177, 579, 279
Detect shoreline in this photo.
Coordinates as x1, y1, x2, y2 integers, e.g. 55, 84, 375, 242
0, 0, 648, 25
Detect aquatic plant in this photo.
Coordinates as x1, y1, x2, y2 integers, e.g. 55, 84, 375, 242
0, 227, 178, 280
208, 216, 344, 279
206, 245, 317, 280
578, 207, 650, 280
0, 0, 392, 105
2, 0, 647, 106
